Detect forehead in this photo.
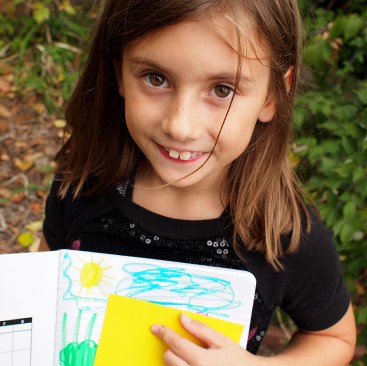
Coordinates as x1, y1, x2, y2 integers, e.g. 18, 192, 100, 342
123, 15, 270, 79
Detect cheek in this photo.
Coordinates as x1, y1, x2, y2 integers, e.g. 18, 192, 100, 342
124, 98, 161, 133
215, 111, 258, 156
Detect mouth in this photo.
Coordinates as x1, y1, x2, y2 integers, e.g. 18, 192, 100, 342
161, 146, 204, 161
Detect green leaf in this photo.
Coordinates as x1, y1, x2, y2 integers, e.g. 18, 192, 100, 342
60, 0, 76, 15
329, 16, 347, 39
356, 86, 367, 105
341, 137, 355, 155
357, 307, 367, 325
344, 14, 364, 40
321, 157, 339, 172
332, 105, 358, 121
323, 178, 342, 190
33, 2, 50, 24
343, 201, 357, 221
303, 38, 333, 69
353, 165, 365, 182
340, 223, 355, 243
334, 163, 353, 179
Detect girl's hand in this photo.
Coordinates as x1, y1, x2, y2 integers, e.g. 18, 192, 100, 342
151, 314, 261, 366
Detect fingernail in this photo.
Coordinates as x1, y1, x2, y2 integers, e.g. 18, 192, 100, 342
150, 324, 164, 335
181, 313, 192, 322
151, 325, 160, 335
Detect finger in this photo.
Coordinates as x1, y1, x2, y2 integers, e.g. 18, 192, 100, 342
163, 349, 190, 366
180, 313, 235, 349
151, 324, 205, 361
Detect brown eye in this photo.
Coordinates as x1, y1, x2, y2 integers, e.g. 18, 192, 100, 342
214, 85, 233, 98
147, 73, 166, 87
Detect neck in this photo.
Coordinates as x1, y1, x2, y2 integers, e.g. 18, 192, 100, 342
132, 161, 227, 220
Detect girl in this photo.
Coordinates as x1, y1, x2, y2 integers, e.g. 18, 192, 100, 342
40, 0, 356, 364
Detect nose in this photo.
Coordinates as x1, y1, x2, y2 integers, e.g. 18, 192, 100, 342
162, 92, 201, 142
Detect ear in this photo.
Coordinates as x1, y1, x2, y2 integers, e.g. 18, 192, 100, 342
258, 96, 276, 123
284, 66, 294, 93
258, 66, 294, 123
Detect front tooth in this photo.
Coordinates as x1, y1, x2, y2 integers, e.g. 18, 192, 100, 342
169, 149, 180, 158
179, 152, 191, 160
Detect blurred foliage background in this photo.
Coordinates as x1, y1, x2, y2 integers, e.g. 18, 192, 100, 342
0, 0, 366, 363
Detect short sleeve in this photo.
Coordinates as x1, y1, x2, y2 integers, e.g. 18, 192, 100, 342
280, 211, 350, 331
43, 178, 69, 250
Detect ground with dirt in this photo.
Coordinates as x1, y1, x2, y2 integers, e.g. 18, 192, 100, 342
0, 75, 62, 253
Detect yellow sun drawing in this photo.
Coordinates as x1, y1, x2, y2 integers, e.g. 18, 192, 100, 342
71, 256, 114, 299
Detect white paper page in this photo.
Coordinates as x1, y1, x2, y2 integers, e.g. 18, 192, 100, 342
54, 249, 256, 364
0, 251, 60, 366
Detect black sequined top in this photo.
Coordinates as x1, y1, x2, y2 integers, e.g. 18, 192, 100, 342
43, 178, 350, 354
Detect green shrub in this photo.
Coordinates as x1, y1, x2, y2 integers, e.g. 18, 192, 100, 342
295, 2, 367, 362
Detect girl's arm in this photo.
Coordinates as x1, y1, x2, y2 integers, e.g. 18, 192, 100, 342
151, 303, 356, 366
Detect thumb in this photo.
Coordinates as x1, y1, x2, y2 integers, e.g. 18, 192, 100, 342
180, 313, 234, 349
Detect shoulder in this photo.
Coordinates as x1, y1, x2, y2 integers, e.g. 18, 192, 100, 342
278, 206, 350, 331
43, 176, 115, 249
282, 205, 336, 269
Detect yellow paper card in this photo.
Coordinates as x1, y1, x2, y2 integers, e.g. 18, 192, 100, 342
94, 294, 244, 366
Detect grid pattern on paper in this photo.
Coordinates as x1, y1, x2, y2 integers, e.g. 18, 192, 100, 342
0, 318, 32, 366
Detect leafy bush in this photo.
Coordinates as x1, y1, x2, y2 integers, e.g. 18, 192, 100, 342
295, 1, 367, 362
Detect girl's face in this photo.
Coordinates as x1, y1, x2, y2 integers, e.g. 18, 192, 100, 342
119, 17, 275, 193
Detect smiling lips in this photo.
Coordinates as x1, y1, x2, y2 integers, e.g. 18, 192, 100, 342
163, 146, 204, 161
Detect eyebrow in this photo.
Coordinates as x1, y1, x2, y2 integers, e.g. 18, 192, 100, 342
127, 56, 254, 84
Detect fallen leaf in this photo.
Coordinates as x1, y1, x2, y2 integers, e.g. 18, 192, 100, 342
14, 157, 34, 171
30, 202, 43, 213
0, 188, 12, 199
10, 192, 26, 203
26, 220, 43, 232
32, 103, 46, 114
54, 119, 66, 129
0, 104, 11, 118
0, 152, 10, 162
17, 231, 35, 247
0, 79, 11, 94
0, 121, 9, 134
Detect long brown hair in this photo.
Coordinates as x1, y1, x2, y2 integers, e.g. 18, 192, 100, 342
56, 0, 313, 269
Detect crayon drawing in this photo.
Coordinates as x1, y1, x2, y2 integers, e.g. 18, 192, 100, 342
55, 251, 255, 365
59, 310, 97, 366
115, 263, 241, 317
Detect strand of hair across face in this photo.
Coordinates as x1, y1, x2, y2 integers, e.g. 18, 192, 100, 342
131, 94, 235, 190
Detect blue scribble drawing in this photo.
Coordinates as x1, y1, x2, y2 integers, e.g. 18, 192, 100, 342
60, 252, 243, 318
115, 264, 240, 317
